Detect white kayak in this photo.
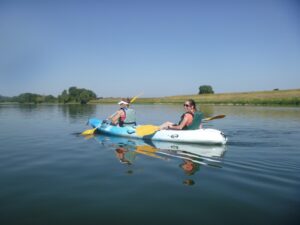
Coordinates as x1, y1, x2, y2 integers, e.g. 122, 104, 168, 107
88, 118, 228, 145
95, 135, 226, 168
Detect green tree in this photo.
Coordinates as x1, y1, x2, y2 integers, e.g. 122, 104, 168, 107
17, 93, 40, 103
199, 85, 214, 94
45, 95, 57, 103
35, 95, 44, 104
58, 87, 97, 104
0, 95, 12, 102
69, 86, 81, 102
58, 90, 69, 103
79, 91, 90, 104
78, 89, 97, 104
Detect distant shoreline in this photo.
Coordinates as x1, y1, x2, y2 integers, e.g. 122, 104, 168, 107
90, 89, 300, 106
1, 89, 300, 106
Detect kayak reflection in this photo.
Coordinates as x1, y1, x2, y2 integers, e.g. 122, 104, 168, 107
94, 135, 226, 171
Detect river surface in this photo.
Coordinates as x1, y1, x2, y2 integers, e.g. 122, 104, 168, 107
0, 104, 299, 225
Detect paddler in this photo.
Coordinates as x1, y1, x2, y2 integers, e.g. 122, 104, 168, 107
159, 99, 203, 130
108, 98, 137, 127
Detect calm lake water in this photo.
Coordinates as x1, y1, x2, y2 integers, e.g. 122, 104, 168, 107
0, 104, 299, 225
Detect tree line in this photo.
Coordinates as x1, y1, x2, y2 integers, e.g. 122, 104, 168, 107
0, 87, 97, 104
0, 85, 215, 104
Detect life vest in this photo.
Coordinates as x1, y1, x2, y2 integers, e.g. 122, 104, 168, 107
119, 108, 136, 127
178, 111, 203, 130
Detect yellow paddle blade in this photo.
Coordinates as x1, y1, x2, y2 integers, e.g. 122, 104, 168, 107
136, 145, 157, 153
203, 114, 226, 121
136, 125, 160, 136
81, 127, 97, 135
135, 145, 163, 159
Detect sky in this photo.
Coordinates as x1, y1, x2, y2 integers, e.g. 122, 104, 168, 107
0, 0, 299, 97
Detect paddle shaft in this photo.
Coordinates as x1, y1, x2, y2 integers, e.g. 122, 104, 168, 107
136, 114, 225, 136
203, 114, 226, 121
107, 93, 142, 119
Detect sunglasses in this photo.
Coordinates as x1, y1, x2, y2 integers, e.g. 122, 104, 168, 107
183, 104, 190, 107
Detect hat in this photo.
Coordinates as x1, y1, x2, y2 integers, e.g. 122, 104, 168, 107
118, 100, 129, 105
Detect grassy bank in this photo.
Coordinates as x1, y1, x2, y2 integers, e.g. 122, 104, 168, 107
90, 89, 300, 106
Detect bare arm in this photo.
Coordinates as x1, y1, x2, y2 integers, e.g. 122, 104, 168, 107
110, 110, 123, 125
168, 115, 190, 130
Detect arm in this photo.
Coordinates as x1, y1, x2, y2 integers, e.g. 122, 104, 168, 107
168, 114, 191, 130
110, 110, 123, 125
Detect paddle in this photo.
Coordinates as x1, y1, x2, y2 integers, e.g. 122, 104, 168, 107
81, 120, 105, 135
81, 93, 142, 136
129, 92, 143, 104
107, 92, 143, 120
136, 114, 226, 136
202, 114, 226, 121
135, 145, 166, 160
135, 125, 160, 136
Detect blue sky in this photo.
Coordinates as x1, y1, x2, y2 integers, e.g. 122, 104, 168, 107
1, 0, 299, 97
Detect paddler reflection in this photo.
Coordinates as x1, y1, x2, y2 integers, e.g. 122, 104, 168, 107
115, 146, 137, 165
180, 159, 200, 175
92, 135, 226, 184
180, 159, 200, 186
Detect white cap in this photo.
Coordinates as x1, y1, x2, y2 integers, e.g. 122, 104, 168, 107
118, 100, 129, 105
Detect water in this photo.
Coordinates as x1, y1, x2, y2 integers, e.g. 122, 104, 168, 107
0, 104, 299, 225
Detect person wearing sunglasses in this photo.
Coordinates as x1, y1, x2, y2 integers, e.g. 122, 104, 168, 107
159, 99, 203, 130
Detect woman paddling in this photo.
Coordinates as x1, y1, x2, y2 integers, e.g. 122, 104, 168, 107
159, 99, 203, 130
109, 98, 136, 127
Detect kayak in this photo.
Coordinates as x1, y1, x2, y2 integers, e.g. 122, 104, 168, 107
96, 135, 226, 158
88, 118, 228, 145
94, 135, 226, 168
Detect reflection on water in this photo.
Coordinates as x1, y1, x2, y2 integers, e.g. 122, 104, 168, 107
90, 134, 226, 185
60, 104, 97, 121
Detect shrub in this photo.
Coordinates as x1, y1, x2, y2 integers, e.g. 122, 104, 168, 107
199, 85, 214, 94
